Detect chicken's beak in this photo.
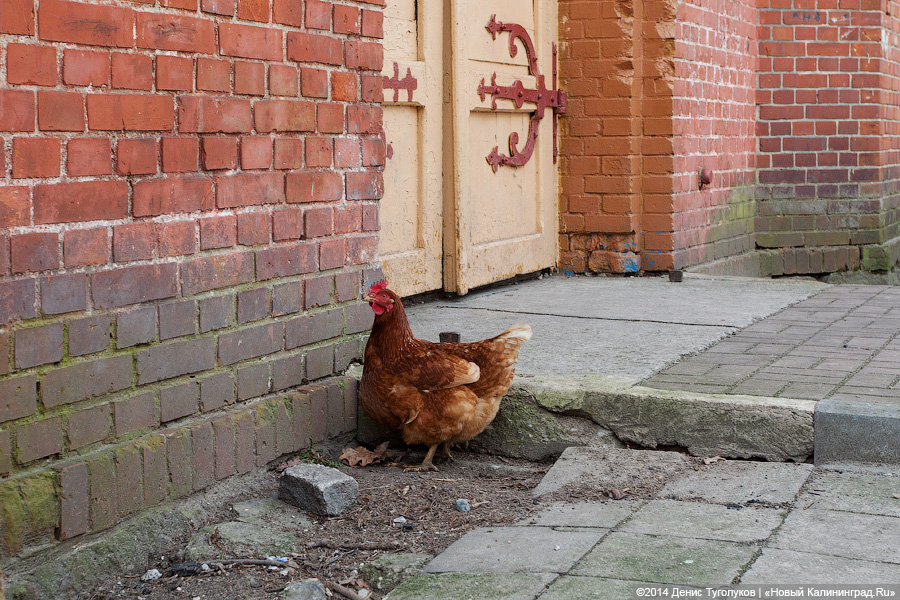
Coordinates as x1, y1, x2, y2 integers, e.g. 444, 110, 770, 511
363, 294, 375, 303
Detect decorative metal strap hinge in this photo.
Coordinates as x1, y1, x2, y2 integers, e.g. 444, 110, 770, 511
479, 14, 567, 173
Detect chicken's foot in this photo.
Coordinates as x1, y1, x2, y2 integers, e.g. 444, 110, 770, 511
439, 442, 454, 463
404, 444, 440, 472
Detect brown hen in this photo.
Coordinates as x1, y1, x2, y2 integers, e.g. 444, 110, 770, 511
359, 281, 532, 471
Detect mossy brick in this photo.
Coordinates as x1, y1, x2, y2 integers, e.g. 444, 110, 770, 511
159, 299, 198, 340
342, 377, 359, 434
335, 338, 361, 372
91, 263, 178, 309
237, 362, 270, 401
273, 281, 302, 316
253, 403, 277, 466
0, 278, 36, 325
285, 307, 342, 349
218, 321, 284, 365
345, 302, 373, 335
40, 273, 87, 315
163, 428, 192, 498
0, 374, 37, 424
41, 354, 133, 408
87, 452, 117, 531
116, 305, 157, 348
20, 472, 59, 539
306, 344, 335, 381
199, 293, 234, 333
237, 287, 269, 324
272, 352, 304, 391
275, 398, 294, 455
199, 371, 235, 412
15, 323, 63, 369
114, 391, 158, 436
181, 251, 254, 296
191, 422, 214, 491
325, 382, 345, 437
0, 429, 10, 475
335, 271, 359, 302
137, 336, 216, 384
68, 314, 111, 357
0, 479, 25, 554
160, 381, 199, 423
141, 435, 168, 506
212, 416, 236, 480
255, 243, 317, 282
308, 385, 327, 442
234, 410, 255, 474
16, 417, 63, 464
115, 443, 143, 517
0, 331, 9, 376
287, 391, 311, 450
303, 275, 332, 309
67, 403, 111, 450
57, 463, 89, 540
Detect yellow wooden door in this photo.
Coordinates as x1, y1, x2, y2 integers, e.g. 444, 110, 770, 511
378, 0, 443, 296
379, 0, 560, 296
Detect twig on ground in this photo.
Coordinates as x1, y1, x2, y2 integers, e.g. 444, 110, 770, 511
326, 580, 368, 600
307, 541, 403, 551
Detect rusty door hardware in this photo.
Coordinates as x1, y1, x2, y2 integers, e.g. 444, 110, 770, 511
384, 61, 418, 103
478, 14, 567, 172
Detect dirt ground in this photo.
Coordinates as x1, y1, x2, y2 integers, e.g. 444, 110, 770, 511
75, 448, 556, 600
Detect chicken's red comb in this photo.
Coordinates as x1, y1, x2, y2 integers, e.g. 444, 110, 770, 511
368, 280, 388, 295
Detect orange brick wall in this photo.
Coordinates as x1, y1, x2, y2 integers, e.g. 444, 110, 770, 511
0, 0, 384, 559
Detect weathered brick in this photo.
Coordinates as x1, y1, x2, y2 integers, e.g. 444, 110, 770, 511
64, 228, 108, 268
287, 31, 342, 65
212, 416, 236, 480
272, 353, 304, 391
16, 417, 63, 463
57, 463, 89, 540
182, 251, 255, 295
331, 71, 357, 102
319, 239, 346, 271
286, 171, 342, 203
67, 404, 111, 449
11, 232, 58, 274
158, 299, 197, 340
199, 294, 234, 333
92, 263, 178, 309
141, 435, 168, 506
218, 322, 284, 365
240, 136, 272, 169
132, 177, 215, 218
334, 4, 360, 35
237, 362, 270, 401
361, 9, 383, 38
202, 137, 238, 170
345, 302, 373, 334
67, 137, 112, 176
115, 444, 144, 516
39, 0, 133, 47
316, 103, 344, 133
158, 220, 197, 257
12, 137, 60, 178
237, 0, 268, 21
63, 49, 109, 87
305, 0, 330, 29
0, 374, 37, 424
7, 43, 57, 86
191, 422, 214, 490
0, 331, 8, 376
136, 336, 216, 384
114, 392, 157, 436
197, 57, 231, 92
178, 96, 252, 133
162, 137, 200, 173
201, 0, 233, 16
345, 40, 383, 71
1, 0, 35, 34
68, 314, 111, 357
270, 64, 299, 96
216, 172, 285, 208
302, 67, 330, 99
275, 399, 294, 455
111, 52, 153, 90
34, 180, 129, 224
273, 280, 302, 316
304, 275, 332, 309
15, 323, 64, 369
325, 382, 344, 437
305, 136, 332, 167
160, 381, 199, 423
0, 186, 30, 228
116, 305, 157, 348
156, 55, 194, 91
289, 390, 311, 450
253, 403, 276, 466
305, 344, 334, 381
87, 94, 173, 131
285, 307, 342, 349
163, 429, 191, 499
334, 137, 360, 168
254, 100, 316, 133
136, 12, 216, 53
113, 222, 156, 262
40, 273, 86, 316
256, 243, 317, 280
335, 338, 360, 372
238, 211, 272, 246
346, 171, 384, 200
235, 61, 266, 96
335, 271, 359, 302
234, 411, 255, 474
0, 90, 35, 132
273, 0, 302, 26
308, 385, 327, 442
199, 371, 235, 411
219, 23, 282, 61
237, 287, 269, 324
273, 208, 304, 241
116, 138, 157, 175
41, 354, 133, 408
274, 137, 304, 169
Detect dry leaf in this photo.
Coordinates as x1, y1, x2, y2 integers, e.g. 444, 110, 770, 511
702, 456, 726, 465
340, 446, 382, 467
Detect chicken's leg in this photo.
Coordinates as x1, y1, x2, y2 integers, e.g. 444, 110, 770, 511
405, 444, 439, 472
439, 442, 454, 462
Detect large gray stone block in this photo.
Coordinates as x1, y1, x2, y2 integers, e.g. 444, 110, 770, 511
815, 398, 900, 465
278, 464, 359, 516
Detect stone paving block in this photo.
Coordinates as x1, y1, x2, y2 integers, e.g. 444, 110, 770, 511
423, 527, 604, 575
386, 573, 556, 600
620, 500, 784, 543
741, 548, 900, 584
660, 461, 813, 505
772, 508, 900, 563
779, 382, 837, 400
815, 398, 900, 465
572, 532, 756, 585
538, 576, 652, 600
517, 501, 640, 529
799, 472, 900, 518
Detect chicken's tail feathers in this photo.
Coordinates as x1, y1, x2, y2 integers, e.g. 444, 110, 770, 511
500, 323, 532, 342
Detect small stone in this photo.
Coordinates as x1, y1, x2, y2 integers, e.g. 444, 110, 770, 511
358, 589, 370, 598
393, 516, 407, 524
140, 569, 162, 581
455, 499, 471, 512
282, 579, 327, 600
278, 464, 359, 517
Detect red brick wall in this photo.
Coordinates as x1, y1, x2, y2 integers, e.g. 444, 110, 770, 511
0, 0, 383, 557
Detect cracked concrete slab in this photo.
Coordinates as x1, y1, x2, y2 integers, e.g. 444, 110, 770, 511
659, 460, 814, 505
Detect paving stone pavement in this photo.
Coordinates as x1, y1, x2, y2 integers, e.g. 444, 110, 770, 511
386, 447, 900, 600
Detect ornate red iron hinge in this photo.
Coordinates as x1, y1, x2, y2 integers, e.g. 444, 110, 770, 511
479, 14, 567, 172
